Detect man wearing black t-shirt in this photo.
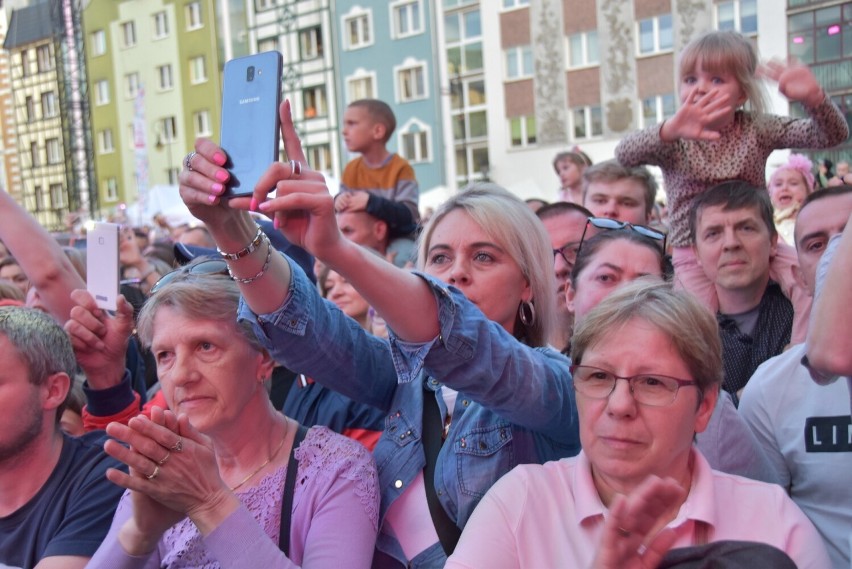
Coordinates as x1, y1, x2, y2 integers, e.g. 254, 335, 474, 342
0, 307, 123, 568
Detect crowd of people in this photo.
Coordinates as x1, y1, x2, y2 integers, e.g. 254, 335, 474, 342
0, 29, 850, 569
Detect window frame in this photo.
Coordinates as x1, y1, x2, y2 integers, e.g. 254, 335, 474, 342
104, 178, 118, 202
186, 2, 203, 30
153, 11, 169, 39
50, 183, 66, 208
390, 0, 424, 39
41, 91, 57, 118
98, 128, 115, 154
160, 116, 177, 142
567, 30, 599, 69
299, 27, 323, 60
95, 79, 110, 106
90, 30, 106, 57
346, 72, 377, 103
398, 120, 431, 164
504, 44, 533, 80
636, 14, 673, 56
190, 55, 207, 85
396, 60, 428, 102
125, 72, 140, 99
508, 114, 537, 148
640, 93, 677, 128
193, 109, 212, 137
715, 0, 757, 35
46, 138, 62, 165
302, 85, 328, 118
571, 105, 603, 140
343, 9, 373, 50
306, 144, 331, 172
36, 44, 54, 73
121, 21, 137, 48
157, 64, 174, 91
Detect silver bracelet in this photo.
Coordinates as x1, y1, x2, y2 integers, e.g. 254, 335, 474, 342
218, 225, 264, 261
227, 235, 272, 284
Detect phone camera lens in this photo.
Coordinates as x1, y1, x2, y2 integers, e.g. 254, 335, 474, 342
247, 66, 255, 82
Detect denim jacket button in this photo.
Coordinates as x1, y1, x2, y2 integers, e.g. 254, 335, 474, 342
462, 399, 469, 406
394, 479, 403, 489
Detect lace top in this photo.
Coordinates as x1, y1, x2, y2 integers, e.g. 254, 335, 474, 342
89, 425, 379, 569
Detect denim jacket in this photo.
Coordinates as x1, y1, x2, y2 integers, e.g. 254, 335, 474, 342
239, 256, 580, 567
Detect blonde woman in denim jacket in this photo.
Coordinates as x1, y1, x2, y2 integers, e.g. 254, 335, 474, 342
178, 101, 580, 568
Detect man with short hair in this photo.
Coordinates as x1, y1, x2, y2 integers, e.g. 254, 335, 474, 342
581, 160, 657, 226
336, 210, 390, 255
536, 202, 593, 351
0, 306, 123, 568
0, 257, 29, 296
739, 187, 852, 569
690, 181, 792, 400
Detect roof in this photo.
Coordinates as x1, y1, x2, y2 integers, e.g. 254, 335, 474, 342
4, 2, 56, 50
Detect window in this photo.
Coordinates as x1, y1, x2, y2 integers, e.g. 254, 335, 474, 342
41, 91, 57, 118
788, 6, 852, 65
641, 93, 676, 127
46, 138, 61, 164
186, 2, 203, 30
190, 56, 207, 84
343, 11, 372, 50
20, 50, 30, 77
95, 79, 110, 105
572, 106, 603, 140
50, 183, 65, 208
30, 142, 39, 168
391, 1, 423, 38
160, 116, 177, 142
302, 86, 327, 118
121, 21, 136, 48
98, 129, 115, 153
153, 11, 169, 38
568, 30, 599, 68
505, 45, 533, 79
193, 110, 211, 136
258, 37, 278, 53
25, 96, 34, 122
125, 72, 140, 99
158, 64, 174, 90
399, 122, 430, 163
716, 0, 757, 35
509, 115, 536, 147
90, 30, 106, 56
306, 144, 331, 172
255, 0, 274, 10
502, 0, 529, 8
397, 62, 426, 101
104, 178, 118, 202
347, 74, 376, 101
637, 14, 673, 55
37, 44, 54, 72
445, 9, 483, 74
299, 27, 322, 59
167, 167, 180, 185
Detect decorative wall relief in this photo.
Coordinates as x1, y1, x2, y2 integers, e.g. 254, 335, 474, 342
598, 0, 637, 133
531, 0, 569, 145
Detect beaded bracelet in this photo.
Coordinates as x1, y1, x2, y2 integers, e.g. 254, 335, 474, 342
218, 225, 264, 261
227, 234, 272, 284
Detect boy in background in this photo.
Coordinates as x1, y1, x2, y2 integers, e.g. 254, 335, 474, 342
335, 99, 420, 249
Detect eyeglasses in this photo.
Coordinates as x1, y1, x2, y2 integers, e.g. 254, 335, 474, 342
570, 364, 696, 407
553, 241, 581, 267
576, 217, 667, 258
150, 259, 230, 295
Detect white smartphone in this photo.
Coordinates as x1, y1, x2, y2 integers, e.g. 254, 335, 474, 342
86, 222, 120, 311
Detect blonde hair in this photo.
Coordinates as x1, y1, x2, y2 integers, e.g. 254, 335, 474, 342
416, 183, 555, 346
678, 30, 768, 115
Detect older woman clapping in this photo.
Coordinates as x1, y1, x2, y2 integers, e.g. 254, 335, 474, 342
87, 261, 379, 568
446, 281, 830, 568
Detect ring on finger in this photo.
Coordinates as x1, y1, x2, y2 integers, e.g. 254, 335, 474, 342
184, 151, 198, 172
146, 465, 160, 480
170, 437, 183, 453
288, 159, 302, 179
157, 451, 171, 466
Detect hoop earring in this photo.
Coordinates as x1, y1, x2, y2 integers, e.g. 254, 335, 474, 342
518, 301, 536, 327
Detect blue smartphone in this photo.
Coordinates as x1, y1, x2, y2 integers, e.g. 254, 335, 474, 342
220, 51, 283, 198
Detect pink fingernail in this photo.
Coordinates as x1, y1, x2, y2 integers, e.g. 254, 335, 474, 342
258, 201, 271, 211
215, 170, 229, 182
208, 194, 217, 204
273, 216, 280, 230
211, 183, 223, 193
250, 197, 258, 211
214, 152, 226, 165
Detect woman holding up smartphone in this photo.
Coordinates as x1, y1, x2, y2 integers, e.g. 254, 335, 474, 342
178, 100, 580, 568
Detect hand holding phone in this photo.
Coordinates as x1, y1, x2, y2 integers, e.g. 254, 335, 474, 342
220, 51, 283, 198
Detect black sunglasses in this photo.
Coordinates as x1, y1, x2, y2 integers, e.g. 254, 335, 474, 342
576, 217, 667, 258
150, 258, 230, 295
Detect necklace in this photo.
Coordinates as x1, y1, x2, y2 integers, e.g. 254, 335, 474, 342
228, 420, 289, 492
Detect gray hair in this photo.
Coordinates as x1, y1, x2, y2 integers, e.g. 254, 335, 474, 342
136, 261, 264, 353
571, 279, 721, 403
416, 182, 556, 346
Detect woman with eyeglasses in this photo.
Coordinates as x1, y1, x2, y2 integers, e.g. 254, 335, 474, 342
86, 259, 380, 567
176, 101, 579, 568
446, 281, 828, 568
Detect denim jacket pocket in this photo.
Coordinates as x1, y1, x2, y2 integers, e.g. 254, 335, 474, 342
454, 423, 514, 499
385, 410, 420, 450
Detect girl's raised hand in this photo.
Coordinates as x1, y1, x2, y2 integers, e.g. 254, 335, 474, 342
661, 87, 735, 142
760, 58, 824, 108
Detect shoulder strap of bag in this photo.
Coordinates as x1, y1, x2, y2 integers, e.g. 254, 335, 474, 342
278, 423, 309, 556
422, 384, 462, 555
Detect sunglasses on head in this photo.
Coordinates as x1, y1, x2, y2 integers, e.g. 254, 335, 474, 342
150, 258, 230, 295
576, 217, 667, 258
